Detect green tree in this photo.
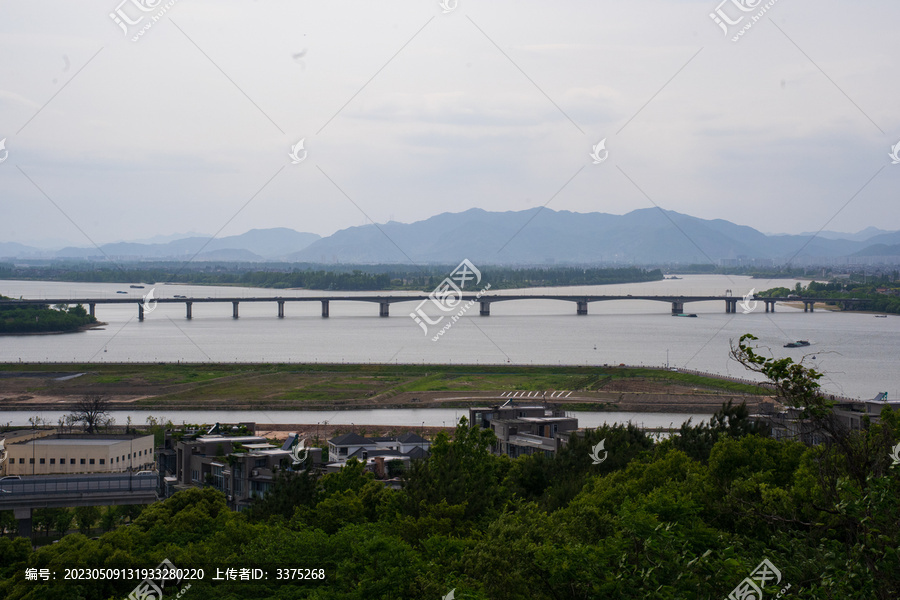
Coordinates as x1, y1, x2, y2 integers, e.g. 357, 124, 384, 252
99, 506, 121, 532
53, 509, 74, 537
73, 506, 101, 535
403, 417, 504, 522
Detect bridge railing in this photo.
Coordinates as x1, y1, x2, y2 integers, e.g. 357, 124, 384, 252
0, 474, 157, 496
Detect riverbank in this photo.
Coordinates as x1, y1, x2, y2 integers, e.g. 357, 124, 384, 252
0, 321, 107, 336
0, 362, 775, 414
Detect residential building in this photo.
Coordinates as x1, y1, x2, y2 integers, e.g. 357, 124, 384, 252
163, 430, 321, 511
469, 405, 578, 458
5, 433, 154, 476
763, 393, 899, 444
325, 432, 430, 473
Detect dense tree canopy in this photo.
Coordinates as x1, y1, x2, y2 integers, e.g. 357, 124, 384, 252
0, 296, 97, 334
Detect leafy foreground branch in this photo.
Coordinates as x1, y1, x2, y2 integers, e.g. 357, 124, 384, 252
2, 346, 900, 599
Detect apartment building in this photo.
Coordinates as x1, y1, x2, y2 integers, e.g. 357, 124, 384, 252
469, 405, 578, 458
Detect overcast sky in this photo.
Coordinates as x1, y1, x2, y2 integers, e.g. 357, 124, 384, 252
1, 0, 898, 248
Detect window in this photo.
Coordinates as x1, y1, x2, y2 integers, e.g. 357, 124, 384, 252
19, 458, 24, 464
99, 459, 105, 465
50, 459, 55, 464
70, 458, 76, 464
60, 458, 65, 464
128, 453, 131, 459
40, 458, 45, 464
212, 465, 224, 490
80, 458, 86, 465
116, 457, 120, 463
29, 458, 34, 464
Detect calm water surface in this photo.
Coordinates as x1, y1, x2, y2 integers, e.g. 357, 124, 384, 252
2, 408, 704, 429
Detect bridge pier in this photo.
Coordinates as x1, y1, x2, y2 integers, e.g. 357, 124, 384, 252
89, 303, 95, 317
232, 301, 239, 319
577, 301, 588, 315
321, 300, 330, 318
277, 300, 285, 318
803, 301, 814, 312
672, 302, 684, 315
185, 301, 192, 320
379, 302, 390, 317
14, 507, 31, 538
138, 303, 144, 321
480, 301, 490, 316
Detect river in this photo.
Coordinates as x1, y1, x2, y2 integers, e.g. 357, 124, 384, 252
1, 408, 703, 430
1, 275, 898, 400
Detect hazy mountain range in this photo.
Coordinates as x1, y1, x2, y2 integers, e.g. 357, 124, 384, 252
3, 209, 899, 265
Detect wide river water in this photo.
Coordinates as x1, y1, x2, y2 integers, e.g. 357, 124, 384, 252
0, 408, 701, 430
1, 275, 898, 402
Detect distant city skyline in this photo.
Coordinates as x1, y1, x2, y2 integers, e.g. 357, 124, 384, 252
2, 0, 899, 249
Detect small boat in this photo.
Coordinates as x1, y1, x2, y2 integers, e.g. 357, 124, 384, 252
672, 313, 697, 318
130, 285, 144, 289
116, 290, 127, 294
784, 340, 810, 348
876, 315, 887, 318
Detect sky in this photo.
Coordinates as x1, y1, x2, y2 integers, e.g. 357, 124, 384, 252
1, 0, 898, 248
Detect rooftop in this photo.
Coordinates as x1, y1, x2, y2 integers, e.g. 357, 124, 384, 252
22, 438, 139, 446
330, 432, 372, 446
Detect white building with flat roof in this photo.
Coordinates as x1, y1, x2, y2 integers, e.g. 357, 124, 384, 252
5, 434, 154, 476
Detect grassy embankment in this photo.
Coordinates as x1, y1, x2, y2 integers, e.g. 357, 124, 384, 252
0, 363, 768, 412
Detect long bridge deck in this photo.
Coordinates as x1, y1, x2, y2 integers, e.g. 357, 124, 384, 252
0, 294, 854, 320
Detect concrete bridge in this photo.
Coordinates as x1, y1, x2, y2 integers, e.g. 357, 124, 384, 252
0, 294, 857, 320
0, 473, 158, 537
